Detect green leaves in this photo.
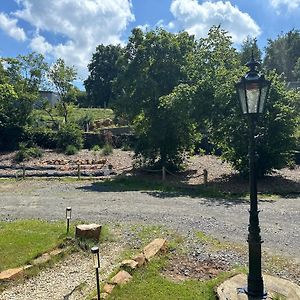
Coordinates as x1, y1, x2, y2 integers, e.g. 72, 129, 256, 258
114, 28, 197, 169
84, 44, 123, 107
48, 58, 77, 123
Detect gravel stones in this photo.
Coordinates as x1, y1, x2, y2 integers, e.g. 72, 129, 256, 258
0, 242, 123, 300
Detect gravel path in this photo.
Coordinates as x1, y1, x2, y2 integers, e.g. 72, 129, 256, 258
0, 241, 123, 300
0, 180, 299, 262
0, 180, 299, 298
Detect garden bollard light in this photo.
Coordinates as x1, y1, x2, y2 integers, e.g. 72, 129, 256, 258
66, 207, 72, 234
91, 246, 100, 300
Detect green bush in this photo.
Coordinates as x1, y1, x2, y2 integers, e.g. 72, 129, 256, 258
76, 113, 94, 132
102, 143, 113, 156
64, 145, 78, 155
91, 144, 101, 152
26, 127, 57, 149
14, 143, 43, 162
56, 123, 83, 151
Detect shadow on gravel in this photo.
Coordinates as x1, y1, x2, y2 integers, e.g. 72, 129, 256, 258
76, 172, 299, 207
207, 174, 300, 198
76, 178, 252, 207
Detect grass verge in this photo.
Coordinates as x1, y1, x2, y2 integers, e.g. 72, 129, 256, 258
0, 219, 74, 271
106, 255, 235, 300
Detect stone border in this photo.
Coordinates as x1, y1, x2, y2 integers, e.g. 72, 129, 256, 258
0, 248, 66, 281
100, 238, 167, 299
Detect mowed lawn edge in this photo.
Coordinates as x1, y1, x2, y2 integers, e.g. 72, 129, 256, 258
0, 219, 70, 271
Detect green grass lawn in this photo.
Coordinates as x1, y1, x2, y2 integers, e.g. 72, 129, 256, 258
0, 219, 71, 271
107, 256, 232, 300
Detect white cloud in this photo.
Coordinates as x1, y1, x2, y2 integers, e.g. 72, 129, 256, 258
137, 24, 151, 32
0, 12, 26, 41
170, 0, 261, 44
30, 34, 53, 54
14, 0, 134, 79
270, 0, 300, 12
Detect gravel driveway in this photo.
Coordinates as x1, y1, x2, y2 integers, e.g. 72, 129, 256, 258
1, 180, 299, 263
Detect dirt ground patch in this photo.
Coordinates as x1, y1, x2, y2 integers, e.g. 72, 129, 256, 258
162, 255, 230, 282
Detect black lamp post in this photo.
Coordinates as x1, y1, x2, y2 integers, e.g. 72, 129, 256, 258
236, 55, 271, 298
91, 246, 101, 300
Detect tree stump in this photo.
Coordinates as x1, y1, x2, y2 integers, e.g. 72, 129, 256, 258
75, 224, 102, 241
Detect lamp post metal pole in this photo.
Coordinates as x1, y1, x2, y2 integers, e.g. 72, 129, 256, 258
247, 115, 265, 297
95, 267, 100, 300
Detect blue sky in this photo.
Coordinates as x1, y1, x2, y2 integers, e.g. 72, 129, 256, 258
0, 0, 299, 85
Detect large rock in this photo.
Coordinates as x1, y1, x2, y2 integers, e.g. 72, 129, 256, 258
217, 273, 300, 300
143, 238, 167, 261
75, 224, 102, 241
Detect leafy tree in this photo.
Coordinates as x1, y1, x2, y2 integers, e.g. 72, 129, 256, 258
4, 52, 48, 94
186, 26, 298, 176
114, 28, 197, 168
293, 57, 300, 81
0, 83, 34, 150
264, 29, 300, 82
239, 36, 262, 65
84, 44, 123, 107
134, 84, 199, 169
48, 58, 77, 123
75, 90, 89, 108
0, 53, 47, 150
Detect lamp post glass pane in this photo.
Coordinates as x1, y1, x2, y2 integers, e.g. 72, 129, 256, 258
66, 207, 72, 220
259, 85, 268, 113
91, 247, 100, 268
238, 87, 247, 114
92, 254, 99, 268
246, 83, 260, 113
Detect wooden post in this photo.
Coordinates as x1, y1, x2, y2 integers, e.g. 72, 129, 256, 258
77, 164, 81, 179
162, 166, 166, 181
203, 169, 208, 185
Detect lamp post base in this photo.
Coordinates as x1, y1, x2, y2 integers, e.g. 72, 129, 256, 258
237, 287, 267, 299
217, 274, 300, 300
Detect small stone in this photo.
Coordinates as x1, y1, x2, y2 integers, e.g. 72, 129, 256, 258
49, 249, 64, 256
23, 264, 32, 270
133, 253, 146, 267
110, 270, 132, 285
120, 259, 138, 271
32, 253, 51, 265
100, 292, 109, 299
103, 283, 115, 294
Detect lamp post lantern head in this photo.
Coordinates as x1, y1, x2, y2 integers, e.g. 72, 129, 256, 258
91, 246, 100, 269
66, 207, 72, 220
236, 56, 271, 115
